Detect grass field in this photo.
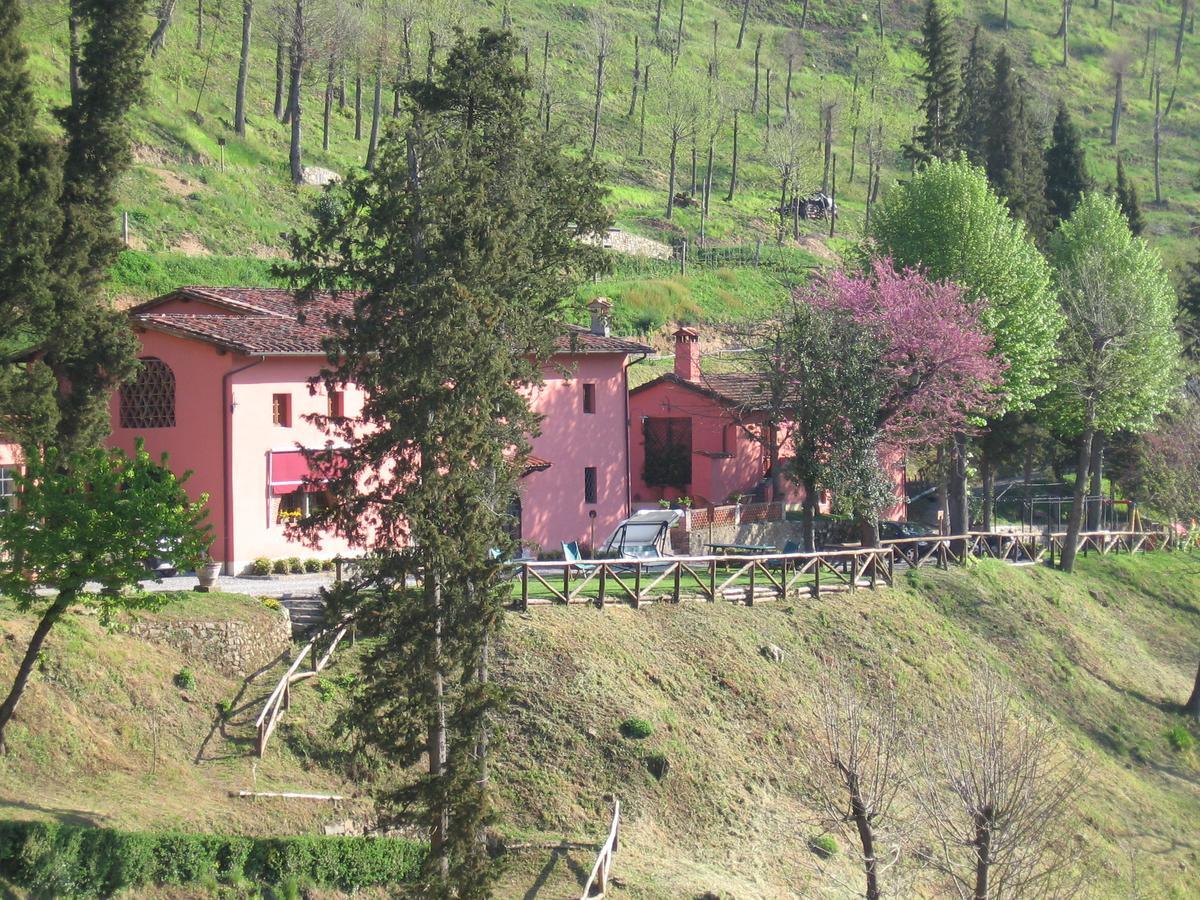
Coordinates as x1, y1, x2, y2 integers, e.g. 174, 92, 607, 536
17, 0, 1200, 327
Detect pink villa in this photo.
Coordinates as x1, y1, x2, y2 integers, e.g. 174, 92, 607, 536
108, 288, 650, 573
629, 328, 906, 519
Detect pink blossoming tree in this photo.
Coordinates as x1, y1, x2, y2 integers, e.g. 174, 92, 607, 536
797, 258, 1005, 543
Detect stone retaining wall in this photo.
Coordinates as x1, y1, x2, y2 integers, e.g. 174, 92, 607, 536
672, 521, 804, 556
130, 607, 293, 676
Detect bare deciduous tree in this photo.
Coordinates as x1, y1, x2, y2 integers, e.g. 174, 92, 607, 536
659, 69, 698, 219
804, 663, 909, 900
589, 8, 611, 157
915, 678, 1086, 900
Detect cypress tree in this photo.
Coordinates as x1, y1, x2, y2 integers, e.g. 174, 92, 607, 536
954, 24, 990, 165
906, 0, 960, 165
289, 29, 610, 894
1113, 154, 1146, 236
1044, 102, 1092, 228
0, 0, 144, 453
984, 48, 1049, 242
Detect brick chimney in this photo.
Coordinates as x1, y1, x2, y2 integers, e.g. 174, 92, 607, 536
673, 326, 701, 382
587, 297, 613, 337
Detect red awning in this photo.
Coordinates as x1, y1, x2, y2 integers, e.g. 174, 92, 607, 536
269, 449, 343, 495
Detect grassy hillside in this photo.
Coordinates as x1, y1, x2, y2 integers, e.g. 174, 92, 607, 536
0, 555, 1197, 895
17, 0, 1200, 316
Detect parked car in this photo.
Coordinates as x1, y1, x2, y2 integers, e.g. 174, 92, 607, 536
878, 520, 937, 546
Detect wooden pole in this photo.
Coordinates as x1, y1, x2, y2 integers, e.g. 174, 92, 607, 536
829, 153, 837, 238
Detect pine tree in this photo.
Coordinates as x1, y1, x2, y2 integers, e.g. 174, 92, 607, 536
1044, 102, 1092, 228
906, 0, 960, 165
984, 48, 1049, 242
954, 24, 990, 165
288, 29, 610, 893
1113, 154, 1146, 236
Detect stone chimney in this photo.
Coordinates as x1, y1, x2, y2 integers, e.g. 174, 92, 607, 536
587, 297, 613, 337
673, 326, 701, 382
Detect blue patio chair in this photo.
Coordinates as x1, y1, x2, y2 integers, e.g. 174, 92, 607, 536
770, 539, 802, 568
561, 541, 595, 571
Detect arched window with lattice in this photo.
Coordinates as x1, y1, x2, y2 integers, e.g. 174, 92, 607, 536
120, 357, 176, 429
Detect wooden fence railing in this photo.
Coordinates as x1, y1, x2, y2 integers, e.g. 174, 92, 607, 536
580, 800, 620, 900
505, 529, 1173, 609
510, 547, 894, 609
254, 619, 351, 757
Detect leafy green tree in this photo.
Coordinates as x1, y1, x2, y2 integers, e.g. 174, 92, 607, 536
869, 159, 1061, 535
1112, 154, 1146, 237
1043, 102, 1092, 228
0, 0, 144, 453
0, 443, 210, 752
984, 47, 1049, 242
288, 28, 609, 893
953, 24, 990, 165
905, 0, 960, 166
1047, 193, 1181, 571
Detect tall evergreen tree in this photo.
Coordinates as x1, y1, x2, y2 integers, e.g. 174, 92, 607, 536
1113, 154, 1146, 236
1044, 102, 1092, 228
289, 29, 610, 893
954, 24, 990, 165
906, 0, 960, 165
984, 48, 1049, 242
0, 0, 144, 453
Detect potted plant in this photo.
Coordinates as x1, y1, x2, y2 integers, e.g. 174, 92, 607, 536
195, 556, 222, 592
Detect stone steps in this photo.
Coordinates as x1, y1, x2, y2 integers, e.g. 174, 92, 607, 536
281, 596, 326, 637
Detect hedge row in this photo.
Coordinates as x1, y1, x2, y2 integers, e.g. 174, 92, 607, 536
0, 820, 425, 897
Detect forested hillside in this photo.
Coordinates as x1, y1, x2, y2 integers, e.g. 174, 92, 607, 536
16, 0, 1200, 295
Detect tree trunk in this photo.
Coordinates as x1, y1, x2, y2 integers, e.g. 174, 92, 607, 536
981, 450, 995, 532
1023, 438, 1035, 528
402, 17, 413, 79
654, 0, 663, 39
0, 593, 73, 753
1059, 420, 1095, 573
764, 68, 772, 148
427, 569, 449, 879
235, 0, 252, 136
876, 0, 885, 41
725, 108, 739, 201
638, 65, 649, 155
857, 516, 880, 548
590, 44, 606, 157
426, 30, 437, 83
354, 72, 362, 140
1110, 71, 1123, 146
785, 55, 793, 117
1176, 0, 1190, 69
626, 35, 640, 118
1154, 75, 1163, 203
848, 774, 881, 900
822, 106, 833, 192
147, 0, 178, 57
703, 138, 714, 216
196, 0, 203, 51
1186, 660, 1200, 718
666, 135, 678, 218
274, 33, 286, 120
973, 815, 993, 900
801, 0, 810, 29
366, 64, 382, 170
802, 478, 819, 552
674, 0, 685, 68
68, 4, 81, 105
751, 33, 761, 113
689, 142, 697, 195
322, 60, 334, 152
1004, 0, 1009, 29
287, 1, 304, 186
736, 0, 750, 48
949, 432, 970, 535
1087, 433, 1105, 530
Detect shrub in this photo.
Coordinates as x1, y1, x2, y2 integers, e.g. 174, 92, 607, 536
304, 558, 322, 573
271, 559, 291, 575
619, 717, 653, 739
809, 834, 838, 858
216, 700, 233, 721
320, 559, 335, 572
643, 751, 670, 780
286, 557, 303, 575
1166, 724, 1195, 753
260, 597, 282, 611
0, 821, 425, 895
250, 558, 272, 576
173, 668, 196, 691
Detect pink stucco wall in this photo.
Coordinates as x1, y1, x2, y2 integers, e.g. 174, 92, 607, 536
521, 353, 633, 554
628, 379, 804, 508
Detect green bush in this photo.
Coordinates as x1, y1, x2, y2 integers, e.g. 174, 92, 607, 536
250, 558, 273, 576
173, 668, 196, 690
320, 559, 335, 572
286, 557, 303, 575
260, 597, 282, 611
809, 834, 838, 858
1166, 724, 1195, 753
271, 559, 291, 575
0, 820, 424, 896
304, 558, 322, 573
619, 717, 653, 739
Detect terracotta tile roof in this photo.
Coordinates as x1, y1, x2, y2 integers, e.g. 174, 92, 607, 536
131, 287, 652, 357
523, 454, 552, 474
630, 371, 777, 410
